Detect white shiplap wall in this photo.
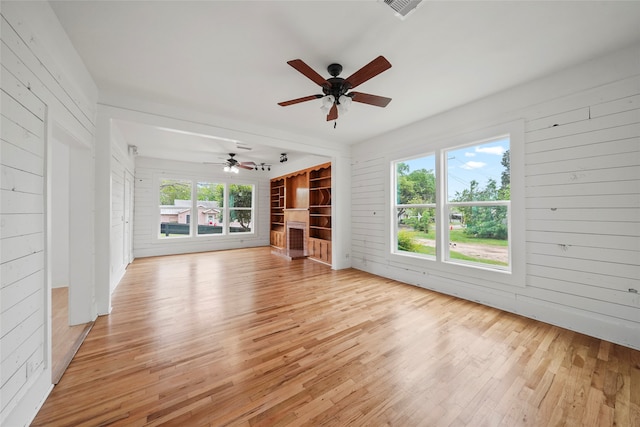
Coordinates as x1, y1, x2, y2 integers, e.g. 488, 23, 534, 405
1, 3, 97, 425
110, 125, 135, 292
1, 67, 46, 423
351, 46, 640, 350
133, 156, 270, 258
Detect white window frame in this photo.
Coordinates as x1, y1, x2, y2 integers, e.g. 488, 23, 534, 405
387, 120, 525, 288
195, 180, 226, 237
158, 177, 194, 239
227, 183, 256, 234
155, 177, 256, 242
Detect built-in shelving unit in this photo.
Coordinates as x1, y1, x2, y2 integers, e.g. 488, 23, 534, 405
307, 163, 332, 264
270, 178, 285, 248
269, 162, 332, 265
308, 165, 332, 240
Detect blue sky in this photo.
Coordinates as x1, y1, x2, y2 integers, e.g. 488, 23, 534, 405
400, 137, 509, 200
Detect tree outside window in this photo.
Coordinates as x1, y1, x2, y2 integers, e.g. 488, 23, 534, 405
394, 155, 436, 257
229, 184, 253, 233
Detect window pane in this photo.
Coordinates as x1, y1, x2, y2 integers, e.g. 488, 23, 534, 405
396, 156, 436, 204
197, 182, 224, 235
159, 179, 192, 238
230, 209, 252, 233
396, 207, 435, 256
229, 184, 253, 233
230, 184, 253, 207
448, 205, 508, 267
447, 138, 510, 202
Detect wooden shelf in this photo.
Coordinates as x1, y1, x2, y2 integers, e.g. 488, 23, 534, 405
270, 178, 286, 247
308, 164, 331, 245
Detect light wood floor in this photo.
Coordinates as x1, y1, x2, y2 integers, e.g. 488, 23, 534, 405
51, 287, 93, 384
34, 247, 639, 426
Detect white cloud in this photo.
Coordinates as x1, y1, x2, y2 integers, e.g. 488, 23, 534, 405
464, 152, 475, 157
476, 146, 505, 155
460, 161, 487, 170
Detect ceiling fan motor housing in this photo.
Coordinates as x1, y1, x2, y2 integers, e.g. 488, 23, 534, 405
323, 64, 351, 102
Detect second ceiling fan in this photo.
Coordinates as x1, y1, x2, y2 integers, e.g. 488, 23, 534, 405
278, 56, 392, 122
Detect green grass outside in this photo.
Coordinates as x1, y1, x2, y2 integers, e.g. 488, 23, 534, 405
401, 228, 508, 267
449, 251, 508, 266
412, 228, 508, 246
404, 244, 507, 266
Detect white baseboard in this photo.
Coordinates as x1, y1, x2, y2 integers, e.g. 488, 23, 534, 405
2, 369, 52, 427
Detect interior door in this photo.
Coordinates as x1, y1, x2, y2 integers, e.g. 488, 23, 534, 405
124, 173, 133, 265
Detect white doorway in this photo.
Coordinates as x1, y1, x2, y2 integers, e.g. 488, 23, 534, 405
123, 172, 133, 267
49, 124, 95, 383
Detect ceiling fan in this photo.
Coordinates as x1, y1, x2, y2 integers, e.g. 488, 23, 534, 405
211, 153, 256, 173
278, 56, 392, 122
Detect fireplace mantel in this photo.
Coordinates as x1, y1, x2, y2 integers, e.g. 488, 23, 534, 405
284, 209, 309, 224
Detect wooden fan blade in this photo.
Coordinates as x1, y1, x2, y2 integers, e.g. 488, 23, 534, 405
278, 94, 323, 106
287, 59, 330, 87
350, 92, 392, 107
240, 161, 256, 167
326, 104, 338, 121
238, 164, 254, 170
344, 56, 392, 89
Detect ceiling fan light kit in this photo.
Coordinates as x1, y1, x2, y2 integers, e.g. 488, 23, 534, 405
278, 56, 392, 124
224, 165, 240, 174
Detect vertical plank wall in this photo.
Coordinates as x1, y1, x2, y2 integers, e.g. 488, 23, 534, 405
109, 126, 135, 292
1, 4, 96, 424
351, 48, 640, 350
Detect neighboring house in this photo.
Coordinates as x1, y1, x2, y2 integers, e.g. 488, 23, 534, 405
159, 207, 189, 224
199, 207, 220, 225
159, 200, 221, 225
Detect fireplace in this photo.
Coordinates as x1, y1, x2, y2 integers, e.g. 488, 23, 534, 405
286, 221, 307, 259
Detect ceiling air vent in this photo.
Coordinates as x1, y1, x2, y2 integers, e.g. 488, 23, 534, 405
383, 0, 422, 19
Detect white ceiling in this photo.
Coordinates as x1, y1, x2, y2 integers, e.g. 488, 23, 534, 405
49, 0, 640, 164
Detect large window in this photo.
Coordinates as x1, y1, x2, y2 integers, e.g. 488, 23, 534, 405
197, 182, 224, 235
229, 184, 253, 233
392, 135, 512, 272
445, 138, 510, 269
395, 155, 437, 257
159, 178, 192, 238
158, 179, 254, 239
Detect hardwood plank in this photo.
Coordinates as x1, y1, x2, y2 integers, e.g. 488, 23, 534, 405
51, 287, 93, 384
33, 247, 640, 426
